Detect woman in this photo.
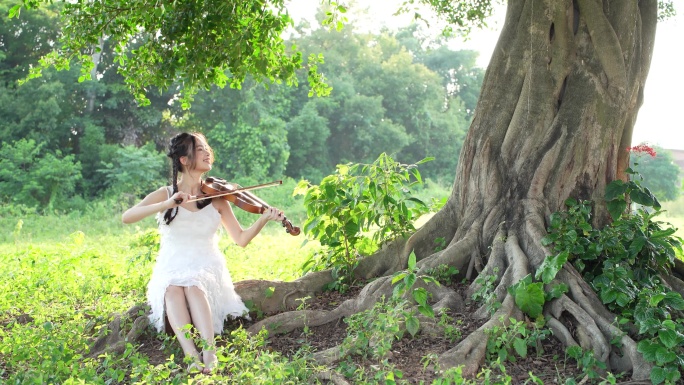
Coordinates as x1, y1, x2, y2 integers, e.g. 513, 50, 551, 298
122, 132, 285, 374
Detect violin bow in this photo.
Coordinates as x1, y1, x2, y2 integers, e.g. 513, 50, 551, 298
183, 180, 283, 203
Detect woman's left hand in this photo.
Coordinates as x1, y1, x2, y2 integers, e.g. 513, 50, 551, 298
262, 206, 285, 222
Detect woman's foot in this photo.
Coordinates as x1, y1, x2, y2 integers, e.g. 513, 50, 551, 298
187, 360, 205, 374
186, 351, 209, 375
202, 350, 218, 374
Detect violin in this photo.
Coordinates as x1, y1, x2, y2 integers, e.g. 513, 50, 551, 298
176, 177, 301, 236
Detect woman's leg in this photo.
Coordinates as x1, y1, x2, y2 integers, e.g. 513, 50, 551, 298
164, 285, 201, 364
184, 286, 217, 371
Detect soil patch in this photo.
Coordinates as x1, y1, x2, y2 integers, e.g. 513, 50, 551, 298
136, 282, 591, 383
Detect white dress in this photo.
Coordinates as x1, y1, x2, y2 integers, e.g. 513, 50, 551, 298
147, 187, 248, 335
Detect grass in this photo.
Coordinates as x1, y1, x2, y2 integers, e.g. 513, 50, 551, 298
1, 184, 683, 384
660, 195, 684, 239
0, 202, 319, 384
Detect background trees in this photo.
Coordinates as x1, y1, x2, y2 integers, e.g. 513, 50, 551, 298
0, 1, 482, 208
630, 145, 682, 202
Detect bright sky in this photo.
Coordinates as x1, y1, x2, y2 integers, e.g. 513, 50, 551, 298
287, 1, 684, 151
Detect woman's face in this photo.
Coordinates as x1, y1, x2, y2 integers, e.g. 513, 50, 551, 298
192, 138, 213, 172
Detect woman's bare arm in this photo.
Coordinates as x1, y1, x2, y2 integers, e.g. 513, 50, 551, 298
122, 187, 189, 224
213, 199, 282, 247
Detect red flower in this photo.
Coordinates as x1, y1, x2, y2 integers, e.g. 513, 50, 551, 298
627, 143, 656, 157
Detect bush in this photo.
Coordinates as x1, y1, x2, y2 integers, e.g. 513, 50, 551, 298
98, 143, 166, 199
0, 138, 82, 208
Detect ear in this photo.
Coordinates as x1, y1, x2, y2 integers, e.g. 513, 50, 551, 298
179, 156, 189, 167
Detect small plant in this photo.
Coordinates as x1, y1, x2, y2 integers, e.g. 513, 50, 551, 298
484, 317, 550, 363
433, 236, 447, 252
341, 296, 407, 360
437, 308, 462, 343
296, 153, 432, 290
564, 345, 618, 384
540, 157, 684, 384
391, 251, 439, 336
425, 263, 459, 285
472, 268, 501, 315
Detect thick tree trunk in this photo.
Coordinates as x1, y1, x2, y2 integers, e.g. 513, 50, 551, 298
408, 0, 659, 378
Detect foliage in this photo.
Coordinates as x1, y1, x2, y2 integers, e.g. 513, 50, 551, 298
471, 268, 501, 315
296, 153, 431, 291
1, 4, 481, 208
0, 138, 82, 208
289, 23, 475, 182
391, 251, 439, 336
397, 0, 497, 36
507, 275, 546, 320
424, 263, 460, 285
14, 0, 330, 107
98, 143, 166, 199
341, 296, 408, 360
564, 346, 617, 384
437, 309, 463, 343
484, 317, 550, 364
540, 172, 684, 384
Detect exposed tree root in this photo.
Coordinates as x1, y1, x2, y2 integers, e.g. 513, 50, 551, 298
234, 270, 334, 314
247, 275, 464, 336
87, 304, 149, 357
438, 233, 528, 376
314, 370, 351, 385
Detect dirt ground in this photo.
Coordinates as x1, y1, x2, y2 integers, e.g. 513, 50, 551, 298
137, 282, 593, 384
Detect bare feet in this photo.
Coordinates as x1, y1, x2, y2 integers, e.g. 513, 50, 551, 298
186, 351, 209, 375
202, 350, 218, 374
187, 360, 205, 374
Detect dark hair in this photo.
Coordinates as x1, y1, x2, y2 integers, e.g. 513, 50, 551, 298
162, 132, 214, 225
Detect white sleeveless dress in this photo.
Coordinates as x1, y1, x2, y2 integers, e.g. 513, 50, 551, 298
146, 187, 248, 334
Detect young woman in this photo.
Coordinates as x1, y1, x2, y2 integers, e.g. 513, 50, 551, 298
122, 132, 285, 374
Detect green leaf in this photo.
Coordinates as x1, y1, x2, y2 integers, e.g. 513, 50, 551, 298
417, 304, 434, 318
637, 340, 659, 362
407, 250, 417, 270
600, 289, 618, 304
630, 188, 655, 207
512, 280, 545, 319
546, 283, 568, 300
663, 292, 684, 310
656, 348, 678, 364
564, 197, 578, 207
405, 315, 420, 337
607, 199, 627, 221
540, 235, 554, 246
412, 287, 429, 305
651, 366, 666, 385
264, 286, 275, 298
605, 180, 628, 201
649, 293, 666, 307
628, 236, 647, 256
513, 337, 528, 358
391, 272, 407, 285
535, 250, 568, 284
658, 329, 681, 349
404, 274, 416, 291
8, 4, 21, 18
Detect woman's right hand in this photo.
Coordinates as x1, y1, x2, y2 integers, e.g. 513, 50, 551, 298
166, 191, 191, 209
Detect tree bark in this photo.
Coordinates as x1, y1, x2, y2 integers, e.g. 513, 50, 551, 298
410, 0, 660, 378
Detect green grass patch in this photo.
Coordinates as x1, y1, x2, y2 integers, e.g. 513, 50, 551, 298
0, 200, 318, 384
